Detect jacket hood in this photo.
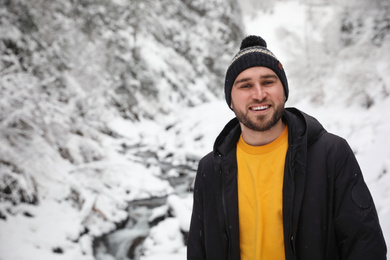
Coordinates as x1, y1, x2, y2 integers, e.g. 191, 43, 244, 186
213, 107, 327, 155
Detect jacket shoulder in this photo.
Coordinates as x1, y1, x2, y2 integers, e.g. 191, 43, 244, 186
198, 151, 214, 170
318, 132, 351, 155
195, 151, 217, 186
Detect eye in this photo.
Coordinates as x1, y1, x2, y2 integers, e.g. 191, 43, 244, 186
263, 80, 274, 85
240, 84, 251, 89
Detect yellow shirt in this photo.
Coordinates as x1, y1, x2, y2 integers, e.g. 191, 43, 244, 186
237, 127, 288, 260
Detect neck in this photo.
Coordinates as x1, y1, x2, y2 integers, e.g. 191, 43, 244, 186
240, 119, 286, 146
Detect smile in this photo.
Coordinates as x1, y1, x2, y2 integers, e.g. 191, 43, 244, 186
250, 105, 270, 111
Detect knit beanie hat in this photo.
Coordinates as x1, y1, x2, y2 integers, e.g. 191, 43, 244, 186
224, 35, 288, 108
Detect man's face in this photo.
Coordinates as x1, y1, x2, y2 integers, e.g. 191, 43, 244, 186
230, 66, 286, 133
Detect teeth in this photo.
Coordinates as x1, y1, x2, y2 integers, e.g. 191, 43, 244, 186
252, 105, 269, 111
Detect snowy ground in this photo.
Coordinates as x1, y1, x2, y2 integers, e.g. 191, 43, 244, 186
1, 99, 389, 260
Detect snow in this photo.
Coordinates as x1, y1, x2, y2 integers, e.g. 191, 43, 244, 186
1, 0, 389, 259
167, 194, 193, 232
1, 101, 389, 259
141, 218, 185, 258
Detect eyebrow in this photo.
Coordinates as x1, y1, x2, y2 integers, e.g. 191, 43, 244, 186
233, 74, 278, 86
233, 77, 251, 86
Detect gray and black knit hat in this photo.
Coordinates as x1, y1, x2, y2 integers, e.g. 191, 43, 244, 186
224, 35, 288, 107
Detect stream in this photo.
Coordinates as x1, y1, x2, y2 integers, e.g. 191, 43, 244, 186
93, 142, 197, 260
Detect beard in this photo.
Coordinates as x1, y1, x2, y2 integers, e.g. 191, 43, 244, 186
232, 100, 285, 132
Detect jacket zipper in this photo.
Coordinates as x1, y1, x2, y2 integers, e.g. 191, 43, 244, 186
220, 153, 231, 260
287, 145, 296, 258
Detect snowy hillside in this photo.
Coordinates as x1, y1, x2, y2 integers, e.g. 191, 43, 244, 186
0, 0, 243, 258
1, 0, 389, 259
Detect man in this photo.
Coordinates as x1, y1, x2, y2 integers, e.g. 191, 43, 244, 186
187, 35, 387, 260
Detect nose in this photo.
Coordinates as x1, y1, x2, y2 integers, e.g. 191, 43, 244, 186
252, 84, 266, 100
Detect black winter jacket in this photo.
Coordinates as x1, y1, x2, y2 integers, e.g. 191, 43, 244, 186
187, 108, 387, 260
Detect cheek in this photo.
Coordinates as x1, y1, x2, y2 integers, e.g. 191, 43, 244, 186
231, 90, 247, 103
230, 93, 243, 111
271, 87, 285, 102
230, 90, 238, 108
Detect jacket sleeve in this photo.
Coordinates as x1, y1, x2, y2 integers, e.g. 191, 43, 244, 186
332, 138, 387, 259
187, 157, 206, 260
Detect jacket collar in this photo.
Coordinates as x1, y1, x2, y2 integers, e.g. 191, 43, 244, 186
214, 117, 241, 156
213, 107, 326, 155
